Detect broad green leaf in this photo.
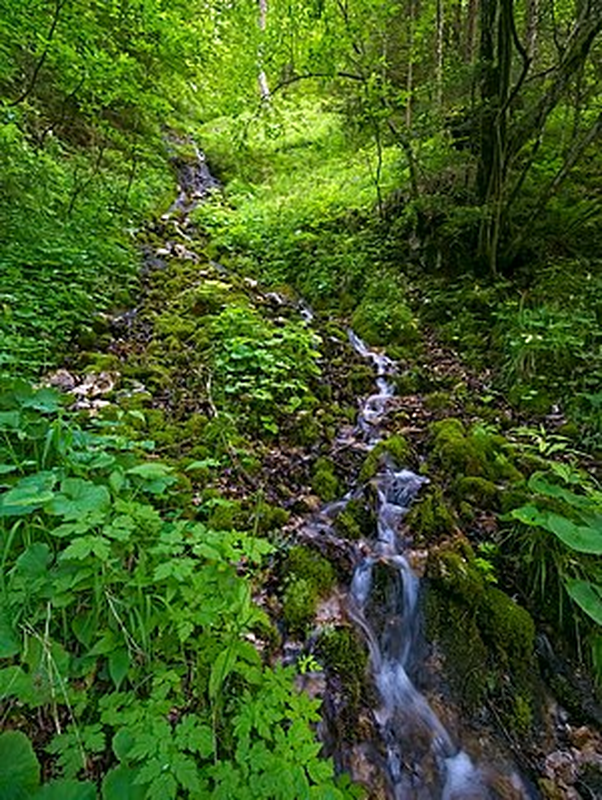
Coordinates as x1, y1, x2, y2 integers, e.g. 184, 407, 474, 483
47, 478, 111, 521
546, 513, 602, 554
127, 463, 173, 479
566, 579, 602, 626
102, 765, 146, 800
0, 604, 20, 658
0, 666, 28, 700
33, 780, 97, 800
108, 649, 130, 690
15, 543, 51, 577
0, 471, 57, 516
0, 731, 40, 799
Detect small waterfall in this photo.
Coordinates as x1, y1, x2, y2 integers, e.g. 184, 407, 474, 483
343, 330, 491, 798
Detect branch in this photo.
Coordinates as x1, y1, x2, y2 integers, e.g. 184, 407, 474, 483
509, 111, 602, 257
10, 0, 70, 106
269, 70, 364, 96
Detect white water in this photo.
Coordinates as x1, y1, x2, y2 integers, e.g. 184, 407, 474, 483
346, 330, 489, 799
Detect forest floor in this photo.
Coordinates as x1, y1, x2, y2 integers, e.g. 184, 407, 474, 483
45, 144, 602, 799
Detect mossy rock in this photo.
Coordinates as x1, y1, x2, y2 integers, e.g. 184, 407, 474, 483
316, 626, 368, 708
311, 456, 340, 502
424, 391, 453, 412
207, 498, 246, 531
427, 535, 485, 606
284, 546, 336, 595
334, 498, 375, 540
251, 497, 289, 535
452, 476, 499, 510
406, 486, 456, 542
359, 434, 411, 483
351, 277, 419, 348
429, 418, 521, 482
281, 546, 336, 635
426, 536, 538, 732
347, 363, 375, 396
282, 577, 319, 635
477, 586, 535, 671
425, 589, 490, 710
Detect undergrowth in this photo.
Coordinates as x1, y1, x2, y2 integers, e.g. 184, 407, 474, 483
0, 380, 360, 799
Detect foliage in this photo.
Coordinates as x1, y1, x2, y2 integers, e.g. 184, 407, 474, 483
212, 304, 322, 436
509, 465, 602, 678
0, 379, 356, 797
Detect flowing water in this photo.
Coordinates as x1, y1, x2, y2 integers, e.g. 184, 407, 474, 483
302, 329, 533, 799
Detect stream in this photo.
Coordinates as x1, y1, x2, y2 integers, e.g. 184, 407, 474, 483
319, 330, 519, 798
158, 142, 533, 799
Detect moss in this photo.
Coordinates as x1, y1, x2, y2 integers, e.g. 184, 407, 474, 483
477, 586, 535, 670
347, 363, 374, 396
424, 391, 453, 412
334, 498, 374, 540
429, 418, 522, 482
207, 498, 246, 531
406, 486, 456, 543
425, 589, 489, 710
358, 434, 411, 482
426, 537, 538, 732
251, 497, 289, 535
281, 546, 336, 635
284, 546, 336, 595
351, 276, 419, 348
453, 476, 499, 510
282, 578, 318, 635
427, 536, 485, 606
316, 626, 369, 742
311, 456, 340, 501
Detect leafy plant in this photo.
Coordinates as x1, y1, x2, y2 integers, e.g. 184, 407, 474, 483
0, 379, 358, 797
509, 467, 602, 677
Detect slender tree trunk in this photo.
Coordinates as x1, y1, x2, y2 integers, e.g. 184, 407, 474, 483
258, 0, 271, 101
526, 0, 540, 59
436, 0, 444, 110
466, 0, 479, 63
406, 0, 415, 128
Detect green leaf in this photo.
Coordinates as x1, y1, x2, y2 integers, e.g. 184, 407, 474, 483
102, 766, 146, 800
0, 471, 57, 517
209, 645, 238, 702
60, 535, 111, 562
546, 513, 602, 554
565, 579, 602, 626
47, 478, 111, 521
0, 605, 20, 658
33, 780, 97, 800
108, 649, 130, 690
0, 731, 40, 799
127, 463, 173, 479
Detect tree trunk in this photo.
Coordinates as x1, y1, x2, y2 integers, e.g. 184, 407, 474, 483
258, 0, 271, 101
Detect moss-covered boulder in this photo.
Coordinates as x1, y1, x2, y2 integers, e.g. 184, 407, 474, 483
334, 498, 375, 540
359, 434, 412, 483
426, 535, 538, 734
405, 486, 456, 543
452, 476, 499, 510
429, 418, 522, 482
316, 626, 369, 742
311, 456, 340, 501
281, 546, 337, 635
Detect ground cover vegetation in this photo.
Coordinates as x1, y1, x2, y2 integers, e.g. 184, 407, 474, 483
1, 0, 602, 796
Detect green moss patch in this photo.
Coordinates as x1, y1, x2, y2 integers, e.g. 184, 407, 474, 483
359, 434, 412, 483
426, 536, 538, 734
